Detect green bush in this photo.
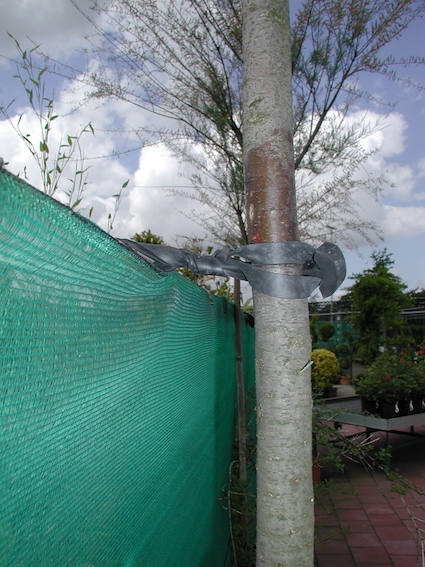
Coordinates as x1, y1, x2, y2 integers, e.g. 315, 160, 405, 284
353, 349, 425, 401
319, 322, 335, 343
310, 315, 318, 348
311, 348, 341, 393
333, 342, 351, 372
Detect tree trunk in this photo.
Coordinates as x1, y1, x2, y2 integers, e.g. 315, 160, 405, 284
242, 1, 314, 565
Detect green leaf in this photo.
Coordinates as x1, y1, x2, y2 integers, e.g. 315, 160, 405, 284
122, 179, 129, 188
38, 67, 47, 80
72, 199, 82, 208
39, 141, 49, 152
25, 88, 33, 104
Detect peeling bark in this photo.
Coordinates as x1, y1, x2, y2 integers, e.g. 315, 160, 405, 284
245, 136, 298, 243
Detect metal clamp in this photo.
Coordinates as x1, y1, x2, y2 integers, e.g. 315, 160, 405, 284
118, 239, 346, 299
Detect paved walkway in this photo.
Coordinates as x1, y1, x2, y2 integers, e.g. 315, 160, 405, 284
314, 422, 425, 567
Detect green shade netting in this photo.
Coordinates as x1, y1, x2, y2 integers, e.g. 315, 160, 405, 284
0, 169, 255, 567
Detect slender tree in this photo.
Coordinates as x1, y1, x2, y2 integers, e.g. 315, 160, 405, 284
1, 36, 131, 225
49, 0, 425, 248
243, 1, 314, 564
1, 36, 94, 209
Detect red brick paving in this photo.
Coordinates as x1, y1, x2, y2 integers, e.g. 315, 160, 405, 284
314, 424, 425, 566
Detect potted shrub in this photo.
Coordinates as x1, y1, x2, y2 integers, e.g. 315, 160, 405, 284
353, 349, 425, 418
340, 374, 351, 386
311, 348, 341, 396
333, 342, 352, 376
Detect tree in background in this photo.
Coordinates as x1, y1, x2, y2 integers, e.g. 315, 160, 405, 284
132, 229, 164, 245
406, 288, 425, 345
346, 249, 412, 363
178, 237, 235, 300
50, 0, 424, 248
318, 322, 336, 343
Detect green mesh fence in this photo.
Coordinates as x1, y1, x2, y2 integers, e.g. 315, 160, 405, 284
0, 168, 255, 567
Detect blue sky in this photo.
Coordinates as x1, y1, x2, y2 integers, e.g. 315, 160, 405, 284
0, 0, 424, 296
341, 10, 425, 290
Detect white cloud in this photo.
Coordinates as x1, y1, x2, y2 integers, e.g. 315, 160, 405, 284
0, 0, 96, 60
339, 184, 425, 245
296, 107, 425, 250
342, 109, 407, 158
0, 48, 211, 242
3, 81, 425, 249
333, 108, 425, 243
374, 113, 407, 158
418, 158, 425, 177
384, 163, 425, 202
380, 204, 425, 239
350, 111, 425, 204
0, 117, 36, 177
122, 145, 206, 243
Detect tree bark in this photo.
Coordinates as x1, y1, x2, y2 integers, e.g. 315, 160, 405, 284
242, 1, 314, 565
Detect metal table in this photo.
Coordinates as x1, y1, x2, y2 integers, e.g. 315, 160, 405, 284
326, 406, 425, 469
331, 411, 425, 432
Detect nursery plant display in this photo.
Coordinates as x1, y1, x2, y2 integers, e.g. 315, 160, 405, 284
354, 349, 425, 418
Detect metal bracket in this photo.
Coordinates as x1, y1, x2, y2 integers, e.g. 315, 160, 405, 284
118, 239, 346, 299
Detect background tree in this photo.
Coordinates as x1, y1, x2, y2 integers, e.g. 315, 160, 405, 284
406, 288, 425, 345
132, 229, 165, 244
345, 249, 413, 363
54, 0, 425, 248
318, 322, 336, 343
